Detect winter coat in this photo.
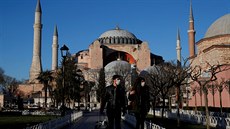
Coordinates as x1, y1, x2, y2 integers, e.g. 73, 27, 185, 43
128, 84, 150, 115
100, 84, 127, 113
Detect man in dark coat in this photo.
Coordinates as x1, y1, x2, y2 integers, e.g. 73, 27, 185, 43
100, 75, 127, 129
128, 77, 150, 129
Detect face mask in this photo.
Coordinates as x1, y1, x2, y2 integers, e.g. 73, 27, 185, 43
115, 79, 121, 85
141, 82, 145, 87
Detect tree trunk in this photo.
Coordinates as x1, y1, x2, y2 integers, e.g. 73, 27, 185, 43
168, 96, 172, 112
85, 93, 88, 110
204, 87, 210, 129
153, 97, 156, 118
177, 86, 181, 127
213, 93, 215, 107
78, 100, 80, 111
219, 91, 223, 114
161, 96, 165, 118
186, 90, 189, 109
72, 100, 75, 109
195, 94, 197, 113
44, 84, 47, 109
200, 90, 203, 106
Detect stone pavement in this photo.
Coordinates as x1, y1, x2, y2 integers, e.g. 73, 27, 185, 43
62, 109, 134, 129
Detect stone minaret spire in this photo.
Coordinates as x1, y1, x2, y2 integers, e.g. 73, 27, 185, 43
176, 29, 182, 65
52, 25, 59, 71
29, 0, 43, 82
188, 0, 196, 58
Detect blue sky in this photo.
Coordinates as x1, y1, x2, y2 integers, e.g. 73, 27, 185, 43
0, 0, 229, 81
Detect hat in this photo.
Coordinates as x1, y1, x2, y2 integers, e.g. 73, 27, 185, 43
112, 75, 122, 80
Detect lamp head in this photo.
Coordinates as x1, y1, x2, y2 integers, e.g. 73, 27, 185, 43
60, 44, 69, 58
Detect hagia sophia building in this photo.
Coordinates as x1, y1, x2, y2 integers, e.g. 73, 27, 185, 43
16, 0, 229, 108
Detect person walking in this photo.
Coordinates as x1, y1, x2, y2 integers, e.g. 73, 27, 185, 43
100, 74, 127, 129
128, 77, 150, 129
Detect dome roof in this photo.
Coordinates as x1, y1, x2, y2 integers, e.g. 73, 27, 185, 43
104, 60, 131, 72
205, 14, 230, 38
98, 27, 141, 44
99, 27, 137, 39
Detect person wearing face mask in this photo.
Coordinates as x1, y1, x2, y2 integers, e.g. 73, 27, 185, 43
100, 74, 127, 129
128, 77, 150, 129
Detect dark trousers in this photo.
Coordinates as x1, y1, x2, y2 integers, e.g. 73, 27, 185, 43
135, 112, 147, 129
106, 108, 121, 129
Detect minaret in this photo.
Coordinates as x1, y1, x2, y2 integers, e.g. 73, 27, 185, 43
52, 25, 59, 71
188, 0, 195, 58
176, 29, 182, 65
29, 0, 42, 82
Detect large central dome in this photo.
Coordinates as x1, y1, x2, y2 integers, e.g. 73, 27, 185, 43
98, 27, 141, 44
205, 14, 230, 38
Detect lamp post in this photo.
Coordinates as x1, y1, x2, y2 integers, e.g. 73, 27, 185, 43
60, 44, 69, 116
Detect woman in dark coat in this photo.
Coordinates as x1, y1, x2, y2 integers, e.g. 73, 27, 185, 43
128, 76, 151, 129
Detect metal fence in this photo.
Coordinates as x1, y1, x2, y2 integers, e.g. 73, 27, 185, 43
149, 108, 230, 129
25, 111, 83, 129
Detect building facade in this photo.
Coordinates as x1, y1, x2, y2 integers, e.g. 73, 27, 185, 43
17, 0, 164, 108
188, 12, 230, 107
75, 26, 163, 79
17, 0, 230, 109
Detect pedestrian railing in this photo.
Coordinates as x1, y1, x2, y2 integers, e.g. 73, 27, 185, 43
149, 108, 230, 129
25, 111, 83, 129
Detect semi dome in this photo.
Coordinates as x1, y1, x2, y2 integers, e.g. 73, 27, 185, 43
104, 60, 131, 72
98, 27, 141, 44
205, 14, 230, 38
104, 60, 131, 86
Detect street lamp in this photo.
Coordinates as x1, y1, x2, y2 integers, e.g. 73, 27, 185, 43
60, 44, 69, 58
60, 44, 69, 116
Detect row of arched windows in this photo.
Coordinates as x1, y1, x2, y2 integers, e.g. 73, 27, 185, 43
98, 37, 140, 44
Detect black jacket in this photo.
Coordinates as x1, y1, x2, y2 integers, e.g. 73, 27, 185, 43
100, 84, 127, 113
128, 85, 150, 114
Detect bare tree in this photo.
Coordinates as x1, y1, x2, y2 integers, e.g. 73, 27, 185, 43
85, 69, 100, 88
212, 78, 226, 114
224, 79, 230, 99
190, 63, 229, 129
0, 67, 5, 84
170, 60, 192, 127
97, 68, 106, 102
147, 60, 191, 126
192, 85, 198, 113
207, 84, 217, 107
196, 86, 203, 107
148, 63, 175, 118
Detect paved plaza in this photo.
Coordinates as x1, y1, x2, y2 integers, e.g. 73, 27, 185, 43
62, 110, 134, 129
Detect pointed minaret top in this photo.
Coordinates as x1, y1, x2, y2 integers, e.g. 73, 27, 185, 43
189, 0, 194, 21
53, 25, 58, 36
177, 29, 180, 41
36, 0, 42, 13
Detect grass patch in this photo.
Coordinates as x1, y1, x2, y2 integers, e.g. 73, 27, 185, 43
146, 115, 216, 129
0, 115, 59, 129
